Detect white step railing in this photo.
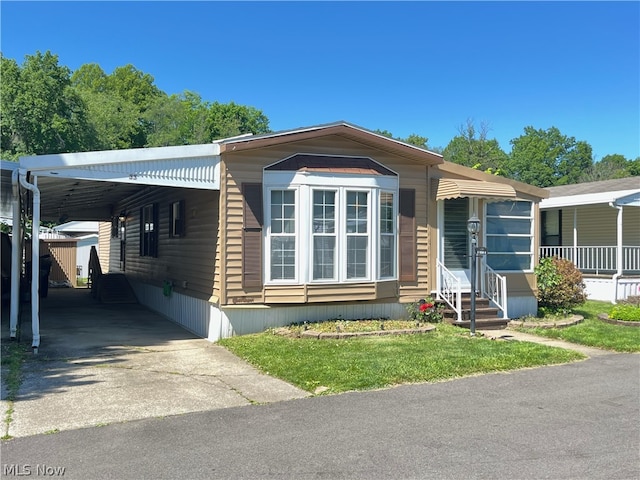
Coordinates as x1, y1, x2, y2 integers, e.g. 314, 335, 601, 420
436, 260, 462, 323
540, 246, 640, 274
481, 261, 508, 319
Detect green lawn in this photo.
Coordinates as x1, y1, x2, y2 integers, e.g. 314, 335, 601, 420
516, 300, 640, 353
219, 324, 584, 394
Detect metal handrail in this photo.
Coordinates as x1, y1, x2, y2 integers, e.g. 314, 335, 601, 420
436, 260, 462, 323
481, 260, 508, 319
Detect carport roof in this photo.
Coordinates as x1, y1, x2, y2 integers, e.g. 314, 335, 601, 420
14, 144, 221, 222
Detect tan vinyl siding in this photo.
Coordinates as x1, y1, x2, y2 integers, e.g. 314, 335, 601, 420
561, 205, 618, 246
98, 221, 112, 273
623, 207, 640, 246
220, 135, 431, 306
43, 239, 77, 287
116, 187, 219, 301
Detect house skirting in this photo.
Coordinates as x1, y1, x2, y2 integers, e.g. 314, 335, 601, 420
583, 276, 640, 303
506, 296, 538, 320
129, 280, 409, 341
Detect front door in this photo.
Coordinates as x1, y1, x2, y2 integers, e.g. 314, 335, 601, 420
439, 197, 472, 290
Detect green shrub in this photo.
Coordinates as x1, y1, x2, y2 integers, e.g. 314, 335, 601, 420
535, 257, 587, 316
609, 304, 640, 321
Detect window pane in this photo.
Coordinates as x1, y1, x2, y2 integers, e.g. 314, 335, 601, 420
487, 201, 531, 217
346, 191, 368, 233
486, 218, 531, 235
313, 237, 335, 280
271, 237, 296, 280
379, 192, 394, 234
313, 190, 335, 234
487, 254, 532, 271
486, 236, 532, 253
347, 237, 368, 278
379, 235, 394, 278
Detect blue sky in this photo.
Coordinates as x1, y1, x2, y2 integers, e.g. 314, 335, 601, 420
2, 1, 639, 160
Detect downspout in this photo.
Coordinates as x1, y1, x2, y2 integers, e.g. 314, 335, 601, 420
18, 170, 41, 352
609, 202, 623, 304
9, 169, 22, 339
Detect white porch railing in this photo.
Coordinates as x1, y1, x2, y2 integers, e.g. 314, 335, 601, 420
436, 260, 462, 323
540, 246, 640, 274
481, 261, 508, 319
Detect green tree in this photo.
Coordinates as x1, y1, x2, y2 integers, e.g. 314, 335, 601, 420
505, 126, 593, 187
205, 101, 270, 140
579, 154, 639, 182
72, 64, 140, 150
1, 51, 96, 159
145, 91, 210, 146
71, 63, 164, 149
443, 120, 508, 174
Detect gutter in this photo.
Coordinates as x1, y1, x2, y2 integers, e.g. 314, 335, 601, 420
609, 201, 623, 304
9, 169, 21, 338
18, 170, 41, 352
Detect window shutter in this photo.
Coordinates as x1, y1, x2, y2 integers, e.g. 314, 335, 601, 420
139, 207, 144, 256
152, 203, 159, 257
399, 188, 416, 282
242, 183, 263, 288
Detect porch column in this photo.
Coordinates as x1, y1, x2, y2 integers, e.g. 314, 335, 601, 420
573, 208, 578, 265
18, 171, 41, 351
612, 203, 624, 303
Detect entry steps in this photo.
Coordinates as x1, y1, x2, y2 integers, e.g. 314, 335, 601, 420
96, 273, 138, 304
441, 294, 509, 330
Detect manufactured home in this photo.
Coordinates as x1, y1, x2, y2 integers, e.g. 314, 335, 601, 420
5, 122, 548, 348
540, 177, 640, 302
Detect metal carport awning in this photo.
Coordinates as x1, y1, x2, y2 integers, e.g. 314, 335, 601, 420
9, 143, 222, 351
435, 178, 517, 201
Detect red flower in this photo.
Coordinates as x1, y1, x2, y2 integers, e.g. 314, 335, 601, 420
419, 303, 429, 312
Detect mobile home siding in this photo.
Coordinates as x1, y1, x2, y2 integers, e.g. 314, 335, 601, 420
115, 186, 219, 301
220, 135, 432, 307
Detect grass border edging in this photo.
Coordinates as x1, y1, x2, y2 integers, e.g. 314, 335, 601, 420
597, 313, 640, 327
508, 315, 583, 329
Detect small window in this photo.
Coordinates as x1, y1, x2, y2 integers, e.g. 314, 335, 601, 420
485, 200, 533, 271
140, 203, 159, 257
170, 201, 185, 238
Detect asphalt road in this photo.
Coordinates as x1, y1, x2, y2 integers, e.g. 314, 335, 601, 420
2, 353, 639, 480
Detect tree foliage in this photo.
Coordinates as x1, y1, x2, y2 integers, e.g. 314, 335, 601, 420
1, 51, 271, 159
578, 154, 639, 182
1, 51, 96, 159
442, 120, 508, 174
505, 126, 594, 187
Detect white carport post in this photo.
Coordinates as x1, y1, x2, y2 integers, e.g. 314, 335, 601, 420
18, 170, 41, 352
9, 169, 22, 339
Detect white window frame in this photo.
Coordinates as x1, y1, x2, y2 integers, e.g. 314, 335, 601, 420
484, 200, 534, 272
264, 168, 398, 285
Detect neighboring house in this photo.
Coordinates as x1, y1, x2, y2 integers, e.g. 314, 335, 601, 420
7, 122, 547, 345
540, 177, 640, 303
52, 221, 100, 281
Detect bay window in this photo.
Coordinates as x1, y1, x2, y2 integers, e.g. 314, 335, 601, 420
264, 156, 398, 285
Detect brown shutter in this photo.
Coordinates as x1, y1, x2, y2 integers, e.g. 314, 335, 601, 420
399, 188, 416, 282
242, 183, 263, 288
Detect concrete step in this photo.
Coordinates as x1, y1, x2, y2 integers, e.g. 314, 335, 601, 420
97, 274, 138, 304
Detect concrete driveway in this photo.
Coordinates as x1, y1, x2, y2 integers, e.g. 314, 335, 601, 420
1, 288, 309, 438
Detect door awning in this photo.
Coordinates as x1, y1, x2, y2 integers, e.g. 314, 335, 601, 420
435, 178, 517, 201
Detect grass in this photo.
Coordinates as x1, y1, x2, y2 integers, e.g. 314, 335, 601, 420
1, 340, 29, 440
515, 300, 640, 353
219, 323, 584, 394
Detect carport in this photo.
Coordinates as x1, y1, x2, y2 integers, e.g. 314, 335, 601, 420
4, 144, 221, 352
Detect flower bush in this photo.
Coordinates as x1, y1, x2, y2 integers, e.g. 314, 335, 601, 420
535, 256, 587, 316
406, 297, 443, 323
